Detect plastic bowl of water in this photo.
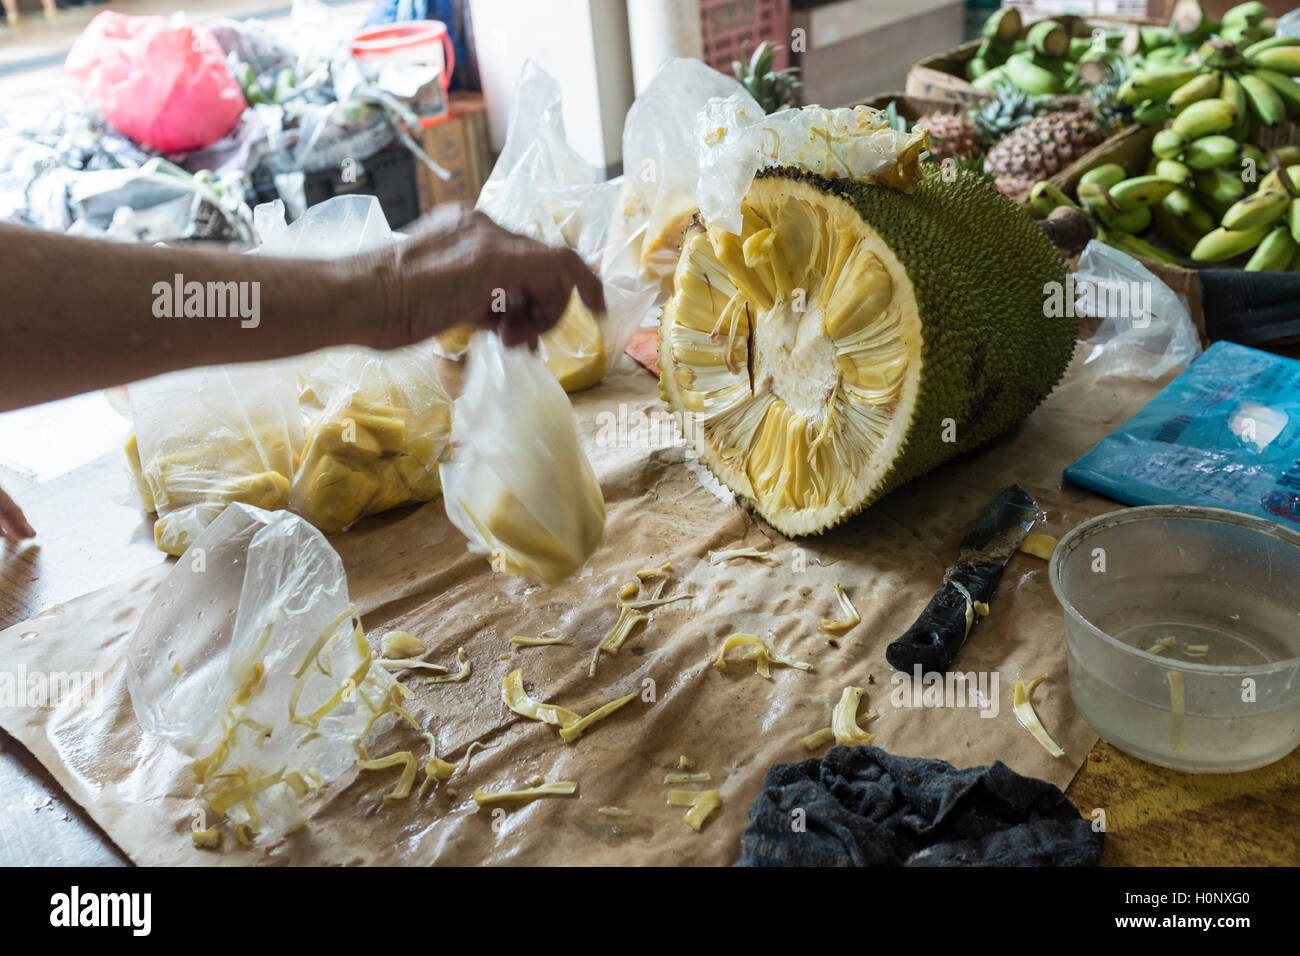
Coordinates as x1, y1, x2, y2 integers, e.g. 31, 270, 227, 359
1049, 505, 1300, 773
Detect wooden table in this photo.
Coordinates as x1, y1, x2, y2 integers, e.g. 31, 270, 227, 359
1, 422, 1297, 867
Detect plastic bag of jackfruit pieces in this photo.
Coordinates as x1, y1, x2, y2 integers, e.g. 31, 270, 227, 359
129, 361, 302, 556
127, 504, 400, 839
439, 332, 605, 585
290, 344, 452, 533
619, 57, 757, 296
695, 98, 930, 236
437, 61, 658, 393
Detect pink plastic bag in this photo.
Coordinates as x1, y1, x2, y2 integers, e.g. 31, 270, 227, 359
66, 11, 246, 154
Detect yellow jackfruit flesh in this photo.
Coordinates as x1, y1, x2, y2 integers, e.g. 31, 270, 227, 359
440, 288, 607, 394
658, 168, 1073, 536
292, 391, 449, 533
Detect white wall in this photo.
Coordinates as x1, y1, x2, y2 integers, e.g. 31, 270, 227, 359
468, 0, 636, 176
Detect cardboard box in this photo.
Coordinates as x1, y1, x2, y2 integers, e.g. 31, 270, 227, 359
414, 92, 495, 212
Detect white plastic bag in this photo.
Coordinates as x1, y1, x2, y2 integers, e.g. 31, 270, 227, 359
127, 504, 400, 837
465, 61, 657, 388
291, 345, 451, 532
1075, 240, 1202, 381
439, 333, 605, 584
619, 58, 755, 290
696, 100, 928, 236
130, 362, 301, 556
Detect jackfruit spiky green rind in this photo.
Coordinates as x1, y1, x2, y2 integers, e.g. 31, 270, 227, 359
658, 165, 1074, 535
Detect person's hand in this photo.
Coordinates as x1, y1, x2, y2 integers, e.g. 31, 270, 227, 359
0, 484, 34, 541
364, 203, 605, 350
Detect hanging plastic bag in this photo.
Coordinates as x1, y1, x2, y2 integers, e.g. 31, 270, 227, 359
126, 504, 400, 839
695, 99, 928, 236
619, 58, 756, 293
66, 11, 246, 154
1074, 240, 1202, 381
447, 61, 657, 391
291, 345, 451, 532
130, 362, 301, 556
439, 333, 605, 584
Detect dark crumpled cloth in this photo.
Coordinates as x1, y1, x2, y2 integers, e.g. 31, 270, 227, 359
737, 746, 1102, 867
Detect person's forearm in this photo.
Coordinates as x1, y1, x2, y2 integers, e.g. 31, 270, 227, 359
0, 223, 384, 412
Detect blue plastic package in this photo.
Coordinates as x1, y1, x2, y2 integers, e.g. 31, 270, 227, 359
1065, 341, 1300, 528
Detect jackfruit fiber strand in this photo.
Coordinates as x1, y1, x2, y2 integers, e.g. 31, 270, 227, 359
448, 61, 658, 389
695, 98, 928, 236
439, 332, 606, 584
126, 504, 400, 838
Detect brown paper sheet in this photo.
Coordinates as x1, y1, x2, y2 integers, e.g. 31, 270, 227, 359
0, 351, 1164, 865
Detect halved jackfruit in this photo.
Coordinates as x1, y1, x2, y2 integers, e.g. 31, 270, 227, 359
658, 168, 1072, 535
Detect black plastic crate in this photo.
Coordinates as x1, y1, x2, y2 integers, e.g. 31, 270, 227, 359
249, 141, 421, 229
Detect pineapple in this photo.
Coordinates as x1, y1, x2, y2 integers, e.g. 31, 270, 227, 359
969, 80, 1053, 148
984, 108, 1105, 200
733, 42, 802, 115
913, 110, 980, 163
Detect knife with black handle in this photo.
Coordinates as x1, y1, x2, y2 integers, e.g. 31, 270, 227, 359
885, 484, 1038, 674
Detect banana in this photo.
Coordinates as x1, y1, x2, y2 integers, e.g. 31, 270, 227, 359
1101, 227, 1181, 265
1162, 186, 1217, 233
1155, 158, 1195, 186
1222, 189, 1291, 229
1219, 74, 1252, 140
1167, 72, 1221, 113
1184, 135, 1242, 170
1249, 68, 1300, 116
1171, 98, 1238, 138
1194, 167, 1248, 206
1258, 163, 1300, 194
1121, 68, 1203, 105
1152, 128, 1187, 159
1112, 206, 1153, 234
1268, 146, 1300, 167
1004, 52, 1062, 95
1133, 99, 1173, 126
1239, 73, 1287, 126
1110, 175, 1179, 211
1153, 205, 1200, 254
1220, 1, 1268, 28
1076, 181, 1121, 226
1027, 20, 1069, 59
1248, 47, 1300, 77
1291, 200, 1300, 243
1079, 163, 1127, 189
1029, 181, 1077, 218
1191, 222, 1274, 262
1244, 225, 1298, 271
1242, 36, 1300, 60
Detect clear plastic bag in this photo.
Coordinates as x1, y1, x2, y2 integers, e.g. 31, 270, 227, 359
130, 362, 302, 556
1074, 240, 1202, 381
458, 61, 657, 390
695, 100, 928, 236
127, 504, 399, 838
619, 58, 755, 292
439, 333, 605, 584
291, 345, 451, 532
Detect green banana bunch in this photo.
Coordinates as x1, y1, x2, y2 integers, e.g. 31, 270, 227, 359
1191, 146, 1300, 269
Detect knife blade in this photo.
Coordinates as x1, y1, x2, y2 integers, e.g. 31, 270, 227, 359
885, 484, 1038, 674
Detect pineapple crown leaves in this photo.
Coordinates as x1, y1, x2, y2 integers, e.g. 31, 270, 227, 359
967, 79, 1054, 148
1083, 57, 1134, 135
733, 41, 803, 115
